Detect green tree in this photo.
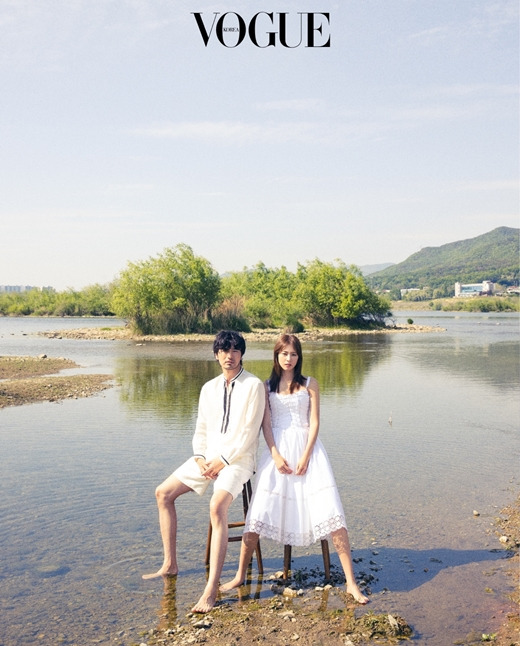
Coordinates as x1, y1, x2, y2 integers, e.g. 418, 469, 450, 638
221, 263, 301, 329
111, 244, 221, 334
295, 259, 389, 326
80, 284, 113, 316
53, 289, 82, 316
336, 268, 390, 321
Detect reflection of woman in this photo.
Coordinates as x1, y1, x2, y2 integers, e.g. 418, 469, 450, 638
221, 334, 368, 604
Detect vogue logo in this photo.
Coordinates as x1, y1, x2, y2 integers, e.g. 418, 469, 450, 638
192, 12, 331, 48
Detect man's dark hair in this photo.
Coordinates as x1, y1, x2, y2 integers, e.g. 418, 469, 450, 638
213, 330, 246, 356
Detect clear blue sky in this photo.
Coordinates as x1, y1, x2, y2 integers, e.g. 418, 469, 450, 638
1, 0, 518, 290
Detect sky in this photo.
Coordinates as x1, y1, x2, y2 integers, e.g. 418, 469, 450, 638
0, 0, 518, 291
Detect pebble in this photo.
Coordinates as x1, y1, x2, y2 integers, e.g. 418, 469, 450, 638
192, 619, 212, 629
499, 536, 509, 543
473, 510, 480, 516
283, 588, 298, 598
388, 615, 399, 629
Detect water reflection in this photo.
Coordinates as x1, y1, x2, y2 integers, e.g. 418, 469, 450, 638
403, 340, 519, 391
115, 356, 221, 422
275, 336, 392, 395
115, 337, 392, 420
157, 576, 178, 630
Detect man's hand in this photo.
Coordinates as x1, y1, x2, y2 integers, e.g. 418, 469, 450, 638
200, 457, 225, 480
195, 457, 210, 474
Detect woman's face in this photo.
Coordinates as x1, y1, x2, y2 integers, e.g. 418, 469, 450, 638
277, 343, 299, 372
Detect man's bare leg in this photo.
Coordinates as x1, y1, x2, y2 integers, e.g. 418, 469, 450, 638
142, 474, 192, 579
220, 531, 260, 591
331, 528, 369, 604
191, 489, 233, 613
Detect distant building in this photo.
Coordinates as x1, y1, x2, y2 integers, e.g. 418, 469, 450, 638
400, 288, 421, 298
0, 285, 54, 293
454, 280, 494, 297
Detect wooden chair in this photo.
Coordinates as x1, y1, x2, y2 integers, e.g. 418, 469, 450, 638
205, 479, 263, 574
283, 539, 331, 580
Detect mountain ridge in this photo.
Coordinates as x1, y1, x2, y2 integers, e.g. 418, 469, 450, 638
367, 226, 519, 297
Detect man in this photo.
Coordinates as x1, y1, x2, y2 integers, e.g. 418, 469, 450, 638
142, 330, 265, 613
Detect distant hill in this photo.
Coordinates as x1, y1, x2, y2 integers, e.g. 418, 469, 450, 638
368, 226, 519, 297
360, 263, 394, 276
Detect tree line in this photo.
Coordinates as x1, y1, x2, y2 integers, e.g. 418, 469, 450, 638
0, 244, 391, 334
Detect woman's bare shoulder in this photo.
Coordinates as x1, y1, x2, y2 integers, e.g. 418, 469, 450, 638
305, 376, 320, 392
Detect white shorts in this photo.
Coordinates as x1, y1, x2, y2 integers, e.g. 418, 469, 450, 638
173, 457, 251, 501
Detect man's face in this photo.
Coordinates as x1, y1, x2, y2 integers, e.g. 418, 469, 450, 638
216, 347, 242, 373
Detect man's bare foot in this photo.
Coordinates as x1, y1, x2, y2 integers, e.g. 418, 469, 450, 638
220, 575, 244, 592
191, 592, 216, 613
347, 585, 369, 604
142, 567, 178, 580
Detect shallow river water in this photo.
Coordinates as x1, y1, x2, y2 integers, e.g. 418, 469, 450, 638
0, 313, 518, 645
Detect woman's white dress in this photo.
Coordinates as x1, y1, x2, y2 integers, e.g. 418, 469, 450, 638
244, 379, 347, 546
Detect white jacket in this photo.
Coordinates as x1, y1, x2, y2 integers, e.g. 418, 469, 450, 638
192, 368, 265, 472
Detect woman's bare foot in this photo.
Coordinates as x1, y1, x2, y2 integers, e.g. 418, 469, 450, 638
142, 567, 178, 580
191, 592, 216, 613
347, 584, 369, 604
220, 575, 244, 592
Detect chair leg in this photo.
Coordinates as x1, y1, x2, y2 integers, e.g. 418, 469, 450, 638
282, 541, 330, 581
283, 544, 292, 579
321, 539, 331, 580
255, 538, 264, 574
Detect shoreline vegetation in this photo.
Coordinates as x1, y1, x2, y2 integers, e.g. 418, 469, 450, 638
389, 297, 519, 312
1, 243, 517, 334
0, 295, 517, 323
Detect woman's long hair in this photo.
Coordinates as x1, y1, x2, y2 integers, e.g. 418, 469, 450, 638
268, 334, 306, 393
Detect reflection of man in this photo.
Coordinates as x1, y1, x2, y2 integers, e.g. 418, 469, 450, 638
143, 330, 265, 613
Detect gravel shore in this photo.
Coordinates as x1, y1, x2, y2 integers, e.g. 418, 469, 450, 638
39, 322, 445, 343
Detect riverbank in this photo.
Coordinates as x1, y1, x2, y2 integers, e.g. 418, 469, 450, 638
0, 355, 113, 408
389, 298, 519, 312
144, 590, 413, 646
493, 496, 520, 645
39, 321, 445, 343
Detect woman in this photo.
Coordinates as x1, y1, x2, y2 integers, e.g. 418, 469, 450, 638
221, 334, 368, 604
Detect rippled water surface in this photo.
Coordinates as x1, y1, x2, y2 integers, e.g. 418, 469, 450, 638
0, 314, 518, 645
